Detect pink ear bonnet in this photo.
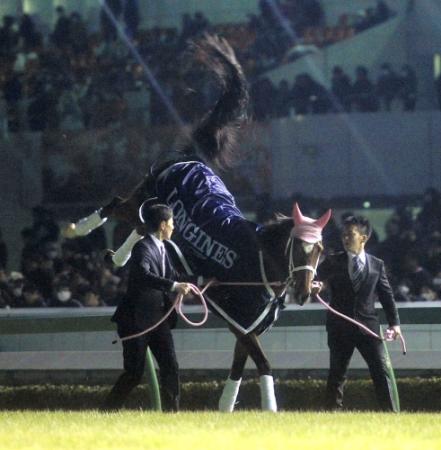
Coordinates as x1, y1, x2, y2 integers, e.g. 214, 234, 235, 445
291, 203, 332, 243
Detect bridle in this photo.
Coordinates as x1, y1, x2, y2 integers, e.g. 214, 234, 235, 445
284, 234, 322, 291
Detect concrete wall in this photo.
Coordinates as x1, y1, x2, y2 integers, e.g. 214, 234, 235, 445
268, 111, 441, 199
0, 303, 440, 382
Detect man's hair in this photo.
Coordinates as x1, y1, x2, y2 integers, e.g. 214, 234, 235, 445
141, 204, 173, 233
343, 215, 372, 238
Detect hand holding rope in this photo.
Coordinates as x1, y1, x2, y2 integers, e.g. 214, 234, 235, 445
112, 280, 216, 344
311, 281, 407, 355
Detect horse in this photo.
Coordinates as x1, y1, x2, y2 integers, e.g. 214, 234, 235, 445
63, 35, 332, 411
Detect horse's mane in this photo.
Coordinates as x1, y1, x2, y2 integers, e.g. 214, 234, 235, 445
258, 214, 293, 248
180, 34, 249, 169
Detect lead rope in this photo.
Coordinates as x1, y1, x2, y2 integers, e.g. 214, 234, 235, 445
112, 281, 213, 344
112, 248, 283, 344
312, 282, 407, 355
113, 244, 406, 355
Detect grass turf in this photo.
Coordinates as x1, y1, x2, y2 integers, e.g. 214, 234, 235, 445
0, 411, 440, 450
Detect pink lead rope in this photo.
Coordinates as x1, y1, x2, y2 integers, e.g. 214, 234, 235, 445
112, 280, 214, 344
113, 280, 407, 355
313, 286, 407, 355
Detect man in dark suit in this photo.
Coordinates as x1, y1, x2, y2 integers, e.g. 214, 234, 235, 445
317, 215, 401, 411
103, 203, 192, 412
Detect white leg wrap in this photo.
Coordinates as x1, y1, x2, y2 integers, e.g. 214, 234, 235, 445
260, 375, 277, 412
74, 210, 107, 236
112, 230, 143, 267
218, 378, 241, 412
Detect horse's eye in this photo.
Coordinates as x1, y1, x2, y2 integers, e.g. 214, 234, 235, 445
302, 243, 314, 254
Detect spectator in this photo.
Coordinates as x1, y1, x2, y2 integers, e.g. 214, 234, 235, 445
123, 0, 140, 39
274, 79, 292, 118
57, 86, 85, 130
81, 288, 107, 307
376, 63, 399, 111
250, 77, 276, 120
351, 66, 378, 112
291, 73, 313, 115
22, 283, 47, 308
416, 188, 441, 237
331, 66, 352, 112
18, 14, 41, 51
377, 217, 404, 277
192, 12, 210, 36
426, 233, 441, 276
309, 78, 331, 114
302, 0, 325, 29
27, 85, 59, 131
396, 251, 435, 301
375, 1, 392, 23
69, 12, 89, 56
0, 15, 19, 57
51, 6, 71, 49
8, 271, 26, 307
49, 281, 83, 307
0, 269, 13, 307
22, 254, 56, 300
2, 70, 23, 132
0, 227, 7, 269
100, 0, 123, 42
397, 65, 417, 111
432, 268, 441, 300
291, 73, 330, 115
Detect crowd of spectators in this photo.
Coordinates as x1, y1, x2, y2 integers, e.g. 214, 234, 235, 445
1, 188, 441, 308
0, 0, 402, 131
251, 63, 417, 120
0, 206, 128, 309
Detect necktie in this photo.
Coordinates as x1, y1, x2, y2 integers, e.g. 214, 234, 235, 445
160, 245, 166, 276
352, 255, 364, 292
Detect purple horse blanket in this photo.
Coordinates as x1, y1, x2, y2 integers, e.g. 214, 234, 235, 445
155, 161, 282, 334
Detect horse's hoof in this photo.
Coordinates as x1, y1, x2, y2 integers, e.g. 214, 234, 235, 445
62, 223, 77, 239
102, 249, 115, 264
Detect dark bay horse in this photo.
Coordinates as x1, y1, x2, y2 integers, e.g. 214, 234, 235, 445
63, 35, 331, 411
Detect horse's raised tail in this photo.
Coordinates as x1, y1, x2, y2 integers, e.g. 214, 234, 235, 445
181, 34, 249, 169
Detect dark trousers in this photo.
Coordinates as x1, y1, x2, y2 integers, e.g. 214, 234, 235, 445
325, 327, 398, 412
104, 322, 179, 411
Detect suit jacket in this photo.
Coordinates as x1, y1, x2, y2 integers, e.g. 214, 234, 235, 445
112, 235, 180, 336
317, 251, 400, 334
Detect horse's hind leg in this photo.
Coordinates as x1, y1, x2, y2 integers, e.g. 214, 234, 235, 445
219, 338, 248, 412
238, 332, 277, 412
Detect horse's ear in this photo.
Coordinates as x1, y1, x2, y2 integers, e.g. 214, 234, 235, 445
315, 209, 332, 229
292, 203, 304, 225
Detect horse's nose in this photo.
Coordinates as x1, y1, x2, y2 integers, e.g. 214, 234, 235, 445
294, 292, 311, 306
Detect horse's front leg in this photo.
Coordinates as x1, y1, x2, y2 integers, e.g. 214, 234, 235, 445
219, 338, 248, 412
220, 330, 277, 412
63, 175, 153, 239
239, 332, 277, 412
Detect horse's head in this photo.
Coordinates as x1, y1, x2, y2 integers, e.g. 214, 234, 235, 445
286, 203, 331, 305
